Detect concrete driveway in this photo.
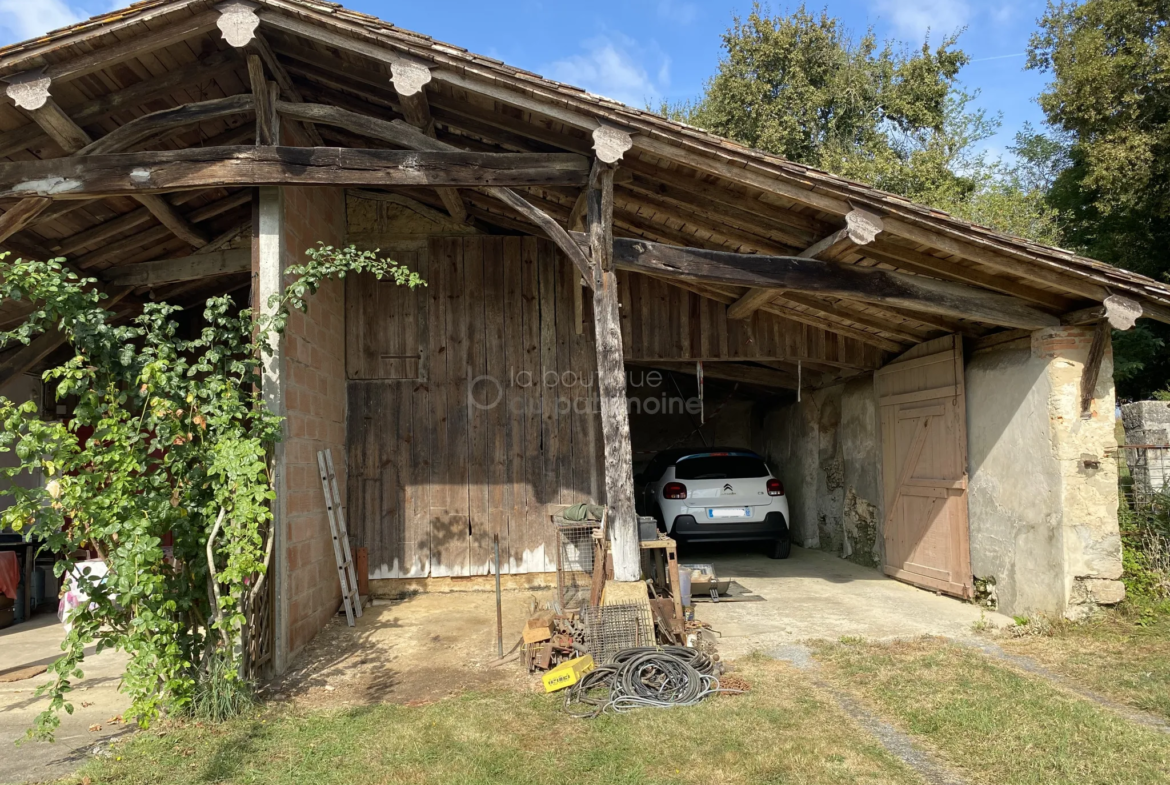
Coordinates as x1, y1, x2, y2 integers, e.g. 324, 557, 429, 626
0, 615, 130, 784
687, 545, 1012, 658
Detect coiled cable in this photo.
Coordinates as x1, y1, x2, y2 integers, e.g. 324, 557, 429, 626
564, 647, 738, 718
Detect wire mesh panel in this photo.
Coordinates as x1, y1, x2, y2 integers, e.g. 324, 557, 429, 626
552, 516, 601, 609
581, 602, 655, 665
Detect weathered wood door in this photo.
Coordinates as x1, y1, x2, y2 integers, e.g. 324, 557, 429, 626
875, 335, 973, 598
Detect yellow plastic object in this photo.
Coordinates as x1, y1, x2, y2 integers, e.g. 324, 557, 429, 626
542, 654, 595, 693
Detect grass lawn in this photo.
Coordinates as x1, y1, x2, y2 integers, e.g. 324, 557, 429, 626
66, 657, 923, 785
996, 605, 1170, 720
813, 637, 1170, 785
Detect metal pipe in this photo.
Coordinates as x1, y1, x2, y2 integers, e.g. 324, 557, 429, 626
494, 533, 503, 658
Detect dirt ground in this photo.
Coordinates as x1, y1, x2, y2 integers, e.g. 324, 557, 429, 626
265, 588, 563, 710
267, 546, 1009, 711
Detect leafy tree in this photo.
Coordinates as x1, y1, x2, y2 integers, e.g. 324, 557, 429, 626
665, 3, 1059, 243
0, 246, 422, 738
1027, 0, 1170, 398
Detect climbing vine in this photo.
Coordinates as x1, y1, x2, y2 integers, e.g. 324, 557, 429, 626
0, 244, 422, 739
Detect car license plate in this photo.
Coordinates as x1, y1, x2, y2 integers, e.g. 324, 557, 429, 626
707, 507, 750, 519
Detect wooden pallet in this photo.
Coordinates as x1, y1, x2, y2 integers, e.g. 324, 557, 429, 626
317, 448, 363, 626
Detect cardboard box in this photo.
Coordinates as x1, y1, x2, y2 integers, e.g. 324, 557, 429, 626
522, 618, 553, 645
542, 654, 594, 692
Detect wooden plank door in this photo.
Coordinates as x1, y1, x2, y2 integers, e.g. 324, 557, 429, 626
875, 335, 973, 598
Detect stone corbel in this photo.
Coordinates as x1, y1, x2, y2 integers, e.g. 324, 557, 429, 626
389, 59, 433, 97
844, 207, 884, 245
1103, 294, 1142, 330
216, 0, 260, 47
4, 68, 52, 111
592, 124, 634, 164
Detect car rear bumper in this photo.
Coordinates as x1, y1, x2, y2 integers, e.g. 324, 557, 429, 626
671, 511, 788, 543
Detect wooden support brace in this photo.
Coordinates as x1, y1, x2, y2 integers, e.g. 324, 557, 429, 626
390, 60, 468, 223
1080, 320, 1110, 420
728, 208, 884, 320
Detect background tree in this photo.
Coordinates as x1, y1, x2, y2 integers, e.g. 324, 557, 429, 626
666, 3, 1059, 243
1027, 0, 1170, 399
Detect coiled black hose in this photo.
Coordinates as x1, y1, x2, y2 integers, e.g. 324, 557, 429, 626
564, 647, 736, 718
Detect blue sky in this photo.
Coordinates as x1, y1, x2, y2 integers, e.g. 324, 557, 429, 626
1, 0, 1053, 159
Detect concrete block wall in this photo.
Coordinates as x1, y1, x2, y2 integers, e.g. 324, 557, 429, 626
280, 186, 348, 657
967, 326, 1123, 618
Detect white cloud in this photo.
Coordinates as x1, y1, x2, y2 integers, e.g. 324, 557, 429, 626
872, 0, 970, 40
543, 33, 670, 108
657, 0, 698, 25
0, 0, 86, 43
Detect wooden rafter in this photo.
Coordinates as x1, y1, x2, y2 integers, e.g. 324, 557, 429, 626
15, 95, 212, 249
0, 50, 240, 160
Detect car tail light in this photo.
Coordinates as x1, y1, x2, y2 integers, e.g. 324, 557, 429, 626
767, 478, 784, 496
663, 481, 687, 500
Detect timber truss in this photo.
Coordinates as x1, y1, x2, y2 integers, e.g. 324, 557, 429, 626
1, 0, 1169, 399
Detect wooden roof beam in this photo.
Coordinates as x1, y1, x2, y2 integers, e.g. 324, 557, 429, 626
390, 60, 468, 224
0, 146, 591, 199
628, 359, 797, 390
277, 101, 595, 284
100, 248, 251, 287
728, 209, 883, 320
584, 235, 1060, 331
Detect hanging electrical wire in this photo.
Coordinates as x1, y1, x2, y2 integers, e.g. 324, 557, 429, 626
563, 647, 739, 718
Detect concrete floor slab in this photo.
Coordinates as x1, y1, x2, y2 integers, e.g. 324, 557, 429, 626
689, 545, 1013, 658
0, 614, 130, 784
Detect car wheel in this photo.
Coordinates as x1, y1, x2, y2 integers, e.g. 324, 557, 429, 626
769, 535, 791, 560
652, 505, 667, 533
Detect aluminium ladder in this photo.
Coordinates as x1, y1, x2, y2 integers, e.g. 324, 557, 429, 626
317, 448, 363, 626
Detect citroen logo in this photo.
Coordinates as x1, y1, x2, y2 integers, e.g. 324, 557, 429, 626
723, 483, 734, 493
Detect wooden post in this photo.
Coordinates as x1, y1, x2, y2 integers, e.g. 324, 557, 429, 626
587, 148, 639, 582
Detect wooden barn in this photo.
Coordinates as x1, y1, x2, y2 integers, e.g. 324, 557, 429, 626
2, 0, 1169, 669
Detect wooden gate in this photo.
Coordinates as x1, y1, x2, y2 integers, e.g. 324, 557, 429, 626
875, 335, 973, 598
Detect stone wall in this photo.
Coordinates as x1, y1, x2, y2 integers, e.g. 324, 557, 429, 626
1121, 400, 1170, 499
966, 327, 1124, 618
761, 377, 884, 567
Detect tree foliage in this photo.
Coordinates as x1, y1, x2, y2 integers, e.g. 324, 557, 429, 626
664, 3, 1060, 244
0, 245, 422, 738
1027, 0, 1170, 398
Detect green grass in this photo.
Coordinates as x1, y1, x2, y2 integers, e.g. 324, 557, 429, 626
67, 658, 922, 785
813, 637, 1170, 785
998, 604, 1170, 720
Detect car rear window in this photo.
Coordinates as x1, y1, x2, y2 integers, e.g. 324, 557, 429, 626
674, 456, 768, 480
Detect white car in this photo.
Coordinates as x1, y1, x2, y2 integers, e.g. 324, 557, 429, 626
636, 448, 791, 559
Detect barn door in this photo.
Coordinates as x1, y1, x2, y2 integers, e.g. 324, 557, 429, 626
875, 335, 973, 599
